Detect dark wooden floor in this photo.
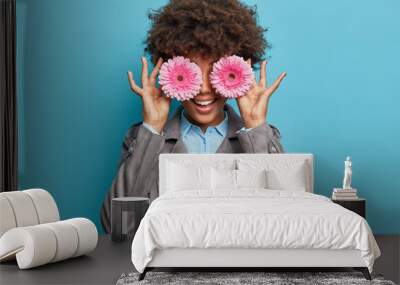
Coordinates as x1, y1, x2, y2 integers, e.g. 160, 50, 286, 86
0, 235, 399, 284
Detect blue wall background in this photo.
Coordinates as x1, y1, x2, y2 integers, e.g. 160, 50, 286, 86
16, 0, 400, 234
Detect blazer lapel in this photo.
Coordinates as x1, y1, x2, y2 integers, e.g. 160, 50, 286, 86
163, 105, 188, 153
216, 104, 243, 153
171, 139, 188, 153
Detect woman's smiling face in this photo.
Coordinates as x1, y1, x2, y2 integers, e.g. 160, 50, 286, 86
180, 53, 227, 130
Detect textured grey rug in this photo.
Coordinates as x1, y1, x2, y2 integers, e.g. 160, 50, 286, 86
116, 271, 396, 285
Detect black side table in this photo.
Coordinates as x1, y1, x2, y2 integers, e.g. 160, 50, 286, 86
332, 198, 366, 218
111, 197, 150, 242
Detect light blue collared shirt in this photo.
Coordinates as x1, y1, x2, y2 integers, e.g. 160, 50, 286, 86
180, 109, 228, 153
142, 107, 254, 153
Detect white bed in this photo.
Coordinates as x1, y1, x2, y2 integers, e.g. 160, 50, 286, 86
131, 154, 380, 280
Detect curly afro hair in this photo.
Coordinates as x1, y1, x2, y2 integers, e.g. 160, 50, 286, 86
144, 0, 271, 69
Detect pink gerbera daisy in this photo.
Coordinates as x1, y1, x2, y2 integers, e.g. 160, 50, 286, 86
158, 56, 203, 101
210, 55, 254, 99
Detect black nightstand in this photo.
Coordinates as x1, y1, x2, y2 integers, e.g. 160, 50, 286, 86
111, 197, 150, 242
332, 198, 366, 218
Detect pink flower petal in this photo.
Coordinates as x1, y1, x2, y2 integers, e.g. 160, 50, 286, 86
210, 55, 254, 98
159, 56, 202, 101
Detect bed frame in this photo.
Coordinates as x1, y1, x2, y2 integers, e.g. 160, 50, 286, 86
139, 154, 371, 280
141, 248, 371, 280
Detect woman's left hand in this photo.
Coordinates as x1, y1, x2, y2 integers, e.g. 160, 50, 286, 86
236, 59, 286, 129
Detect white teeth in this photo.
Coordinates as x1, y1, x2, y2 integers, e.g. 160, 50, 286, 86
194, 99, 214, 106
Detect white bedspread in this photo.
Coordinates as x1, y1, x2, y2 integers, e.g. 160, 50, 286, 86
131, 190, 380, 273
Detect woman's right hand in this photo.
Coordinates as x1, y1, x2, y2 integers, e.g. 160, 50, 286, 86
127, 56, 171, 134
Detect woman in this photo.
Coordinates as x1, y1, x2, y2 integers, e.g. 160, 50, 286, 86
101, 0, 286, 233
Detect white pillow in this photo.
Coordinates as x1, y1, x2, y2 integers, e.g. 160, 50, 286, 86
167, 162, 212, 191
212, 168, 237, 190
237, 158, 309, 191
236, 169, 268, 189
211, 168, 268, 190
266, 166, 307, 191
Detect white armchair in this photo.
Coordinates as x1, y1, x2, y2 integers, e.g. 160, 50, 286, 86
0, 189, 98, 269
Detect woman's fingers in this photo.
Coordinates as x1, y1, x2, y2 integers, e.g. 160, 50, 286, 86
259, 60, 267, 87
129, 57, 166, 100
154, 86, 160, 96
127, 71, 143, 96
267, 72, 287, 95
150, 57, 163, 84
141, 57, 149, 85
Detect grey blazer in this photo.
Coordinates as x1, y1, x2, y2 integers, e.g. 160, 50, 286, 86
100, 104, 284, 233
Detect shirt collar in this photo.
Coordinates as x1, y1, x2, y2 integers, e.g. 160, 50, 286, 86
180, 109, 228, 137
214, 112, 229, 136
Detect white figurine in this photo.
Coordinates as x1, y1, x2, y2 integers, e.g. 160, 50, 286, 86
342, 156, 352, 190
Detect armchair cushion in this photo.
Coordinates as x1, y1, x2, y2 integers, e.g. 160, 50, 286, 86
0, 218, 98, 269
0, 189, 59, 237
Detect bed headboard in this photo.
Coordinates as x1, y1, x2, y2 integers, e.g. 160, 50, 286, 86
159, 153, 314, 195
